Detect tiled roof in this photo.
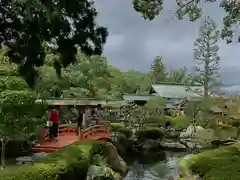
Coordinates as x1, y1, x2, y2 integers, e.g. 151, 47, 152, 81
151, 83, 203, 99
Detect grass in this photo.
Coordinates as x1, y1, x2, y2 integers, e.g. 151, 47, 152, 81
179, 143, 240, 180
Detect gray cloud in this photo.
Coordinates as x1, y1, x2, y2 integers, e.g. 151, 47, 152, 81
95, 0, 240, 92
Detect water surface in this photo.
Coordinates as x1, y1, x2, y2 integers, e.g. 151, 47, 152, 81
124, 152, 187, 180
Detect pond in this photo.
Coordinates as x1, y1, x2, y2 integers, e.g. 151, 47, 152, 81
124, 152, 187, 180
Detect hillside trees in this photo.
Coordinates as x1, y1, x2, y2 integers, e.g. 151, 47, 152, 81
0, 0, 107, 87
132, 0, 240, 44
193, 17, 221, 97
64, 51, 111, 99
150, 56, 167, 83
167, 66, 192, 84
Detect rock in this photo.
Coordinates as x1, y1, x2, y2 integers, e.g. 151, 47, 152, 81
165, 128, 179, 139
161, 141, 186, 151
179, 138, 204, 152
180, 125, 205, 138
105, 142, 127, 175
86, 165, 121, 180
31, 152, 49, 160
180, 125, 195, 138
16, 156, 33, 164
136, 139, 162, 153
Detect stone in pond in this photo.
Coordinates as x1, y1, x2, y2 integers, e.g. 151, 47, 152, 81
16, 156, 33, 164
31, 152, 49, 160
86, 165, 121, 180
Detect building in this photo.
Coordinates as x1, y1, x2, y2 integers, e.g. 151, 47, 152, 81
123, 82, 204, 108
150, 82, 203, 107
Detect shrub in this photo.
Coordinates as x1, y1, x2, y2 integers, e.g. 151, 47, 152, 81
0, 141, 93, 180
179, 144, 240, 180
171, 115, 190, 131
117, 127, 132, 138
145, 115, 174, 125
135, 127, 165, 140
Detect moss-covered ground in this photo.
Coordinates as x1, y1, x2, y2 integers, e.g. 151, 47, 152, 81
179, 143, 240, 180
0, 141, 92, 180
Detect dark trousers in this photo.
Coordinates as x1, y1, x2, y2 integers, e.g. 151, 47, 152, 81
49, 123, 58, 139
76, 123, 82, 135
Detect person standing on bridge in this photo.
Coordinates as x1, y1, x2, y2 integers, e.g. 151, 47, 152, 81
76, 109, 83, 135
49, 106, 59, 140
95, 104, 104, 124
83, 108, 91, 128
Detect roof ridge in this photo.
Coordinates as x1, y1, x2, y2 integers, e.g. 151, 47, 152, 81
153, 82, 202, 86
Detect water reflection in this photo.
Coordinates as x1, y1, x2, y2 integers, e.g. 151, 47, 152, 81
124, 152, 187, 180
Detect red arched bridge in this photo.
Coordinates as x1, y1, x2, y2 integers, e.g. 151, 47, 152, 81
31, 124, 109, 153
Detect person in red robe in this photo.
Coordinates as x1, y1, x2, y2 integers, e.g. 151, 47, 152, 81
49, 106, 59, 140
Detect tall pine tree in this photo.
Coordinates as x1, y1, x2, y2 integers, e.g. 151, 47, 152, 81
150, 56, 166, 83
194, 16, 221, 97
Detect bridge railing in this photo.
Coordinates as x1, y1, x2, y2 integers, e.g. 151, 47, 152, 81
39, 124, 108, 142
80, 125, 108, 140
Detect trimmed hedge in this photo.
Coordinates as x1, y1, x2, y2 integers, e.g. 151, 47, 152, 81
179, 143, 240, 180
135, 127, 165, 140
0, 141, 93, 180
171, 115, 190, 131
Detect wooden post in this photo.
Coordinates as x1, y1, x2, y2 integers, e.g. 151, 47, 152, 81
79, 131, 83, 141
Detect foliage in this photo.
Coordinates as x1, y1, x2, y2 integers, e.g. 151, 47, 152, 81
135, 127, 165, 140
64, 51, 111, 98
0, 141, 93, 180
145, 115, 168, 125
167, 67, 189, 84
193, 16, 221, 97
109, 122, 124, 131
145, 115, 190, 131
117, 127, 132, 138
172, 115, 190, 131
0, 46, 199, 99
0, 0, 108, 87
144, 96, 165, 112
179, 144, 240, 180
132, 0, 240, 44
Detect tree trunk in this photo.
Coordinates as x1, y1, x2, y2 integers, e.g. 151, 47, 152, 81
1, 141, 6, 170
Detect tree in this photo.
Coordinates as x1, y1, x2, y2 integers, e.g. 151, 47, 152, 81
193, 17, 221, 97
0, 0, 108, 87
150, 56, 167, 83
167, 67, 189, 84
132, 0, 239, 44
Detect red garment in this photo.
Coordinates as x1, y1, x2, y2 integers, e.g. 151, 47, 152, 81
49, 109, 59, 124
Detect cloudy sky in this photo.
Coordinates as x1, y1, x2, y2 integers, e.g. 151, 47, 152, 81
94, 0, 240, 92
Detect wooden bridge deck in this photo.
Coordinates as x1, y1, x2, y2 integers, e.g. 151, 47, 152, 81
31, 124, 109, 153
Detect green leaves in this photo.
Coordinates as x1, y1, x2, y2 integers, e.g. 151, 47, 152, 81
0, 90, 36, 104
0, 0, 108, 87
133, 0, 163, 20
